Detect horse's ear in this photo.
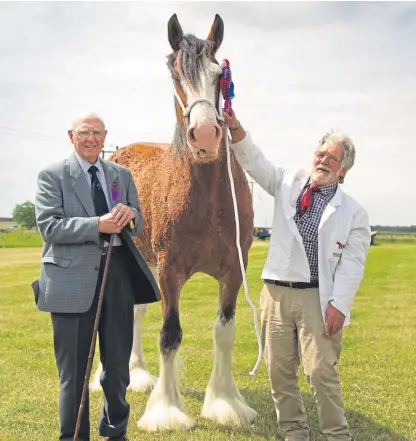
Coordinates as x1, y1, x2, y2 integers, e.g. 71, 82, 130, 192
168, 14, 183, 52
207, 14, 224, 52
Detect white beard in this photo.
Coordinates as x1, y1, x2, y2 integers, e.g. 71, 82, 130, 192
311, 168, 339, 186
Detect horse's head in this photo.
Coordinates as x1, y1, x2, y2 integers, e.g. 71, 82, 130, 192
167, 14, 224, 163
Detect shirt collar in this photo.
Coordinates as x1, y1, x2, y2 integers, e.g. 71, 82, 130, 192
318, 182, 338, 196
74, 151, 104, 176
306, 177, 338, 196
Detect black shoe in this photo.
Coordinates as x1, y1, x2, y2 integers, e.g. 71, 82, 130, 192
103, 437, 129, 441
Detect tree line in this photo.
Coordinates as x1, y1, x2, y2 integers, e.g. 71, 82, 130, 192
371, 225, 416, 233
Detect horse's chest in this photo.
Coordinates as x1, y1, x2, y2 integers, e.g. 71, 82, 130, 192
181, 190, 234, 229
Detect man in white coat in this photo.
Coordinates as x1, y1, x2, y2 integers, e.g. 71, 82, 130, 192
223, 110, 370, 441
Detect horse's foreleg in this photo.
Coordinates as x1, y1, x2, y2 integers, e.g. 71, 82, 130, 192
138, 271, 194, 431
201, 270, 258, 426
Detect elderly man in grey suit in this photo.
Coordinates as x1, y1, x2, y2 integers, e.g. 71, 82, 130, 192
33, 112, 160, 441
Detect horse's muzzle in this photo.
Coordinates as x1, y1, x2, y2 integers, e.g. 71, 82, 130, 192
187, 122, 222, 160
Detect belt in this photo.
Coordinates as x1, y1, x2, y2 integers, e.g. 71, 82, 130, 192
264, 279, 319, 289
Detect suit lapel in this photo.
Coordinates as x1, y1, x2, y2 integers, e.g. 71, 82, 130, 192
282, 171, 309, 220
101, 159, 119, 210
68, 153, 96, 216
319, 185, 343, 229
281, 171, 309, 246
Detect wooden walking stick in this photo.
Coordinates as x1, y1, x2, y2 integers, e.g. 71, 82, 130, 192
73, 234, 115, 441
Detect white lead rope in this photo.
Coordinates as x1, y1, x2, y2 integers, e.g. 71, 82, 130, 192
224, 128, 263, 376
174, 89, 263, 375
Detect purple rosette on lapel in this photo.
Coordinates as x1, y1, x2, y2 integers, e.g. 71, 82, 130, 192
111, 181, 120, 202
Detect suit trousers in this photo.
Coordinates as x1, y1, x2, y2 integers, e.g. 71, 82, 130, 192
260, 283, 351, 441
51, 246, 135, 441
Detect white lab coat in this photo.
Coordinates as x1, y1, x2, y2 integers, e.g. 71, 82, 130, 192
232, 132, 371, 327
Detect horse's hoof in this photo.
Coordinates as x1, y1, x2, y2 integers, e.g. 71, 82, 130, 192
128, 367, 157, 393
138, 403, 195, 431
201, 396, 257, 426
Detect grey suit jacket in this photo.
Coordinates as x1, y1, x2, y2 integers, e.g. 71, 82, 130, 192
33, 152, 160, 313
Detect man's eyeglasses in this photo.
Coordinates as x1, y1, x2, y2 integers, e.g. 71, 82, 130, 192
315, 151, 341, 163
74, 129, 105, 139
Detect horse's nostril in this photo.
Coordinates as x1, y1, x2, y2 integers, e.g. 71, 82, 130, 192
199, 149, 206, 154
189, 128, 196, 142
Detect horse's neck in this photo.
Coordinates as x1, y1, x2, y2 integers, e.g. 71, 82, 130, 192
167, 124, 249, 220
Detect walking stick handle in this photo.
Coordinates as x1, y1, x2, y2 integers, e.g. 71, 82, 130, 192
73, 234, 115, 441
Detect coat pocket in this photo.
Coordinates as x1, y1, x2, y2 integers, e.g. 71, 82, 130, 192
41, 256, 72, 267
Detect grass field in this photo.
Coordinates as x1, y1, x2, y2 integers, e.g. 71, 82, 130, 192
0, 229, 43, 248
0, 242, 415, 441
1, 227, 414, 248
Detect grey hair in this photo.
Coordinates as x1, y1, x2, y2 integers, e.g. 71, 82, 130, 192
319, 131, 355, 184
167, 34, 215, 92
71, 112, 106, 131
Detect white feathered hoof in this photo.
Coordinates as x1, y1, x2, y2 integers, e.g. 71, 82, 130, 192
137, 402, 195, 431
89, 364, 103, 392
201, 392, 257, 426
128, 366, 157, 393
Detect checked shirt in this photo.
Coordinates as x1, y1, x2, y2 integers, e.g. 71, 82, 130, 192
294, 180, 338, 282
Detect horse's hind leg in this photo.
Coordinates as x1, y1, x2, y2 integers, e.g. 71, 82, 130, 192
90, 304, 156, 392
201, 269, 257, 426
91, 266, 158, 393
128, 304, 157, 392
128, 265, 158, 392
138, 270, 194, 431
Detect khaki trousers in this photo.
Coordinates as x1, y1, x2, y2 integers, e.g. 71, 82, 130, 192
260, 283, 351, 441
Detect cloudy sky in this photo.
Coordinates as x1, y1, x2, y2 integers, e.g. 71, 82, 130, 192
0, 1, 414, 226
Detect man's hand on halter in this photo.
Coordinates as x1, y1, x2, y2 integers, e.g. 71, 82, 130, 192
223, 109, 246, 144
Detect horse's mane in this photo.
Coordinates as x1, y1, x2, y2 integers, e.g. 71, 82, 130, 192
166, 34, 220, 161
166, 34, 215, 92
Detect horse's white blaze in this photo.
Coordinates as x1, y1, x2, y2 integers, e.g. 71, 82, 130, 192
137, 349, 195, 431
182, 60, 222, 128
201, 318, 258, 426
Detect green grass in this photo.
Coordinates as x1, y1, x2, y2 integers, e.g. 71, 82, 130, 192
0, 229, 43, 248
0, 242, 415, 441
